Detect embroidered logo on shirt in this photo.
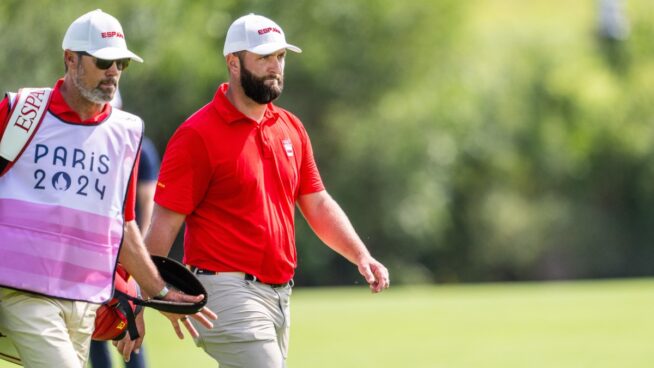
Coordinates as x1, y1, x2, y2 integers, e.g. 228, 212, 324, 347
282, 139, 294, 157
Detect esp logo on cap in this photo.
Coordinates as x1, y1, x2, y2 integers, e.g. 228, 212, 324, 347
257, 27, 281, 35
101, 31, 124, 39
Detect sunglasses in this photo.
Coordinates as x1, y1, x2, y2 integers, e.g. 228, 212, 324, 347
75, 51, 130, 71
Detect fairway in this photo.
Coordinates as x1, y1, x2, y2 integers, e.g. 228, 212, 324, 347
0, 279, 652, 367
288, 280, 654, 367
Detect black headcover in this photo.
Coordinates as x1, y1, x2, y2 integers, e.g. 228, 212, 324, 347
115, 255, 208, 315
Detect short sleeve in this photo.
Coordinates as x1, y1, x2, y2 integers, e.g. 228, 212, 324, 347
154, 126, 212, 215
0, 96, 11, 139
298, 125, 325, 195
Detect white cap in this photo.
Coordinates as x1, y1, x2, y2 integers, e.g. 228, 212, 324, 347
62, 9, 143, 63
223, 13, 301, 57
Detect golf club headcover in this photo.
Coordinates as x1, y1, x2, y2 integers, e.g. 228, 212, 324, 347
144, 255, 208, 313
115, 255, 208, 315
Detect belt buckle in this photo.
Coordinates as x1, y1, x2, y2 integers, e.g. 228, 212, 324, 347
190, 266, 215, 275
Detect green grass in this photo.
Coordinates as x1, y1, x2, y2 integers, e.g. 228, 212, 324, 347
288, 280, 654, 368
1, 279, 653, 367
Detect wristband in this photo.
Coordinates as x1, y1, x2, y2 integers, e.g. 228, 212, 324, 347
156, 285, 170, 298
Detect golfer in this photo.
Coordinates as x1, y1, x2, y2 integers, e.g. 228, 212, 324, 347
145, 13, 390, 367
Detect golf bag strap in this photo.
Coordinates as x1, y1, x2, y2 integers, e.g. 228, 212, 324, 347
0, 88, 53, 176
115, 292, 140, 341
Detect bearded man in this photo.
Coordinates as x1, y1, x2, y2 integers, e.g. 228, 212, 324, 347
144, 13, 390, 368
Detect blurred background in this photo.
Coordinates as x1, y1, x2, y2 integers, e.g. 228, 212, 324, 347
2, 0, 654, 287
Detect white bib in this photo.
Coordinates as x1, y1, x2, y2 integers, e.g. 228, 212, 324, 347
0, 96, 143, 303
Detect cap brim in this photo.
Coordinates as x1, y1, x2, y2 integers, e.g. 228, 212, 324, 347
88, 47, 144, 63
248, 42, 302, 56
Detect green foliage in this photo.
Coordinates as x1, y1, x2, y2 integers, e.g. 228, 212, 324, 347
314, 0, 654, 283
3, 0, 654, 285
443, 0, 654, 281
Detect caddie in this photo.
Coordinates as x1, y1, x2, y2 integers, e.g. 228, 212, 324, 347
0, 9, 215, 368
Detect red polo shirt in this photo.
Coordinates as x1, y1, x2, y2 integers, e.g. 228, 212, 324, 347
155, 83, 324, 283
0, 80, 138, 220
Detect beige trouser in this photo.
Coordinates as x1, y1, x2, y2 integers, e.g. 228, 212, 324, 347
0, 287, 99, 368
192, 273, 292, 368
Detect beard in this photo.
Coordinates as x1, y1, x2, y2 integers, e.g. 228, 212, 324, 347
240, 65, 283, 104
73, 63, 117, 104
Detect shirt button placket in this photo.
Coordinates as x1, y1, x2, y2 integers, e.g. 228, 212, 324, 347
258, 123, 273, 159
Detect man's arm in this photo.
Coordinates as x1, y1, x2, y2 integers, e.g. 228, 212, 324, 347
144, 203, 186, 257
140, 204, 209, 342
118, 220, 216, 350
119, 220, 169, 297
297, 190, 390, 293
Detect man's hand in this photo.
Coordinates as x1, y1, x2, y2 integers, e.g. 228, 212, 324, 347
298, 191, 390, 293
112, 310, 145, 362
161, 290, 217, 339
358, 256, 390, 293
